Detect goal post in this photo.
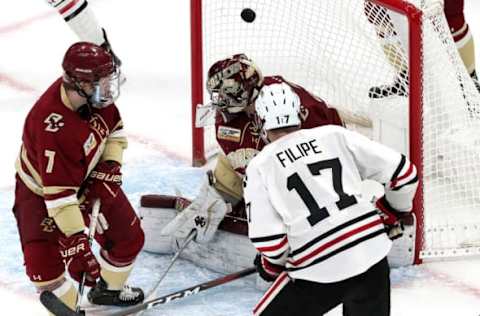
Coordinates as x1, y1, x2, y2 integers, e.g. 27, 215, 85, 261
190, 0, 480, 264
190, 0, 206, 167
369, 0, 424, 264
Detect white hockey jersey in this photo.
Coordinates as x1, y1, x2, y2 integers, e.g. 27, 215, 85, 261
244, 125, 417, 283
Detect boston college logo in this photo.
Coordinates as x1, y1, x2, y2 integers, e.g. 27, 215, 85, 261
44, 113, 64, 132
40, 217, 56, 233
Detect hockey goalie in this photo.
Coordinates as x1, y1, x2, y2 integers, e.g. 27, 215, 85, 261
140, 0, 480, 275
139, 53, 415, 276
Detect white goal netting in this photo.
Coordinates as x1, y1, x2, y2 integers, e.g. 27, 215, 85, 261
192, 0, 480, 261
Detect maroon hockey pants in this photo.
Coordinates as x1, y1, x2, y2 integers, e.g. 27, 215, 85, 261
12, 176, 144, 283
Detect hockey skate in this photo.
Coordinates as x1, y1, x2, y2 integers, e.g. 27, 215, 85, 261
369, 71, 408, 98
87, 278, 144, 307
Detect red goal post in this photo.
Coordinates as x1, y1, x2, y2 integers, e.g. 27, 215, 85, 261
190, 0, 480, 264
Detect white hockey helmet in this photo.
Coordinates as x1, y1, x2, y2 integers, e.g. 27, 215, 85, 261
255, 82, 301, 131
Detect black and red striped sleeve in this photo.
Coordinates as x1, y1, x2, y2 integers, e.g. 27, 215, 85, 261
343, 127, 418, 213
245, 161, 289, 268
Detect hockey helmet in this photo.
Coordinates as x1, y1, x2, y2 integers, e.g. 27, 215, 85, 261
255, 82, 301, 132
62, 42, 120, 108
206, 54, 263, 114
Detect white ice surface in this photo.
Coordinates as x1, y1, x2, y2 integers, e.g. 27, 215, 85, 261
1, 1, 480, 315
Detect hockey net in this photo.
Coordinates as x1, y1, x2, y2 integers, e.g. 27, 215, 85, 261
190, 0, 480, 263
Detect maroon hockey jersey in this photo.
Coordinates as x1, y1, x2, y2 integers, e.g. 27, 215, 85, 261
215, 76, 343, 174
15, 78, 127, 213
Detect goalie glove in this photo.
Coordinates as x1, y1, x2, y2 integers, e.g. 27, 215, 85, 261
161, 177, 231, 245
375, 196, 413, 240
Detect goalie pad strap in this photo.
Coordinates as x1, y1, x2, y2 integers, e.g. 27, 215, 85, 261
211, 154, 243, 201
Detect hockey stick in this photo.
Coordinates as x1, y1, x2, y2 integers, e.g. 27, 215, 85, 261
135, 229, 197, 315
76, 198, 101, 313
108, 266, 257, 316
40, 199, 101, 316
40, 267, 257, 316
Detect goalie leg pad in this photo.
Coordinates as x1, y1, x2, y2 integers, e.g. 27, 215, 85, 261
140, 205, 178, 254
161, 178, 230, 244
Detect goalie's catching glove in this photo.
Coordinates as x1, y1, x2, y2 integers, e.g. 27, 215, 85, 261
161, 176, 230, 245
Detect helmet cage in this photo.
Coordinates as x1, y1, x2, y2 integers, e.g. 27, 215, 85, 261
206, 56, 263, 114
62, 42, 121, 108
64, 68, 121, 109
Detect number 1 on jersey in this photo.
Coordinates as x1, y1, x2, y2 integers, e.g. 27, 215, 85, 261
287, 158, 357, 226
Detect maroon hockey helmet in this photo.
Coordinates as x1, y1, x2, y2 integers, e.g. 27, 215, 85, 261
206, 54, 263, 114
62, 42, 120, 108
62, 42, 115, 82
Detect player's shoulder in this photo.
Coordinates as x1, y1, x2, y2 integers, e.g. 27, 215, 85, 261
246, 147, 267, 172
304, 124, 349, 139
29, 81, 90, 143
263, 75, 286, 86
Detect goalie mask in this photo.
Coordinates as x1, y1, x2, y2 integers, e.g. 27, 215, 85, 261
206, 54, 263, 114
62, 42, 120, 108
255, 82, 301, 138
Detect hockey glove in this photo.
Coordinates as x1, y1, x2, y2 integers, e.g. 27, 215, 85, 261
376, 196, 412, 240
161, 178, 230, 245
59, 233, 100, 287
84, 161, 122, 204
254, 253, 285, 282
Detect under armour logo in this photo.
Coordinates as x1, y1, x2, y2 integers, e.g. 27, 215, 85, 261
194, 216, 206, 228
32, 274, 42, 281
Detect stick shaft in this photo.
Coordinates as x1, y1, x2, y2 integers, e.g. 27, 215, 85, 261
108, 267, 257, 316
76, 199, 101, 312
136, 229, 197, 315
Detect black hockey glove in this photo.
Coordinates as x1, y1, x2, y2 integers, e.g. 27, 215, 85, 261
375, 196, 413, 240
254, 253, 285, 282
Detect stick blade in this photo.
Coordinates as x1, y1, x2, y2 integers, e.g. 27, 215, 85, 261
40, 291, 80, 316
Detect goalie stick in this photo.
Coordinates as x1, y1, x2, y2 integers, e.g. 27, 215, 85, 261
135, 229, 198, 315
40, 266, 257, 316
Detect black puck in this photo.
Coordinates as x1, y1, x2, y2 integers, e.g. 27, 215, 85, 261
241, 8, 256, 23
